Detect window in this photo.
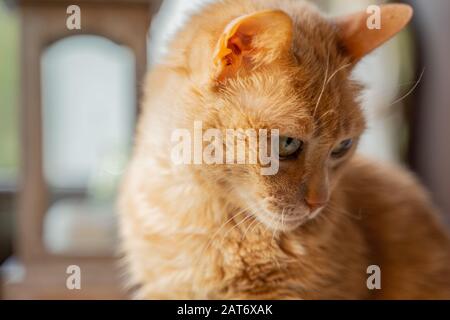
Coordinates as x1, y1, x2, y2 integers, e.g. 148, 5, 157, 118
41, 35, 136, 256
0, 3, 19, 184
0, 1, 19, 265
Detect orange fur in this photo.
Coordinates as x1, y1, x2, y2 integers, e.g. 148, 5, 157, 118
118, 0, 450, 299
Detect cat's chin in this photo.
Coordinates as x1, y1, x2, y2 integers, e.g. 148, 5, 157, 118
244, 197, 325, 231
255, 208, 319, 232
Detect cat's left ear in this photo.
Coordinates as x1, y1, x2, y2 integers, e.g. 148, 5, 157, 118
334, 4, 413, 62
213, 10, 293, 82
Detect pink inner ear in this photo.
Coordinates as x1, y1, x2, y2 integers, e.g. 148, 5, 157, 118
228, 37, 242, 55
228, 32, 253, 55
214, 10, 293, 81
224, 32, 253, 67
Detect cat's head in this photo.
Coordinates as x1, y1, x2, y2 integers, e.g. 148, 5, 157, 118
192, 3, 413, 231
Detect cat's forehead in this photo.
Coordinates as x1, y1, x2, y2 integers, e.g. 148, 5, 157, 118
217, 65, 364, 139
217, 72, 311, 133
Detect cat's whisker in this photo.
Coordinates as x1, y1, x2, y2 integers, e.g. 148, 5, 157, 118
270, 210, 283, 270
209, 203, 259, 239
207, 209, 246, 241
194, 203, 260, 268
382, 68, 425, 113
313, 48, 330, 117
315, 108, 336, 127
326, 63, 352, 85
271, 211, 280, 244
219, 212, 255, 244
249, 216, 262, 234
313, 57, 351, 118
241, 215, 260, 240
274, 210, 284, 270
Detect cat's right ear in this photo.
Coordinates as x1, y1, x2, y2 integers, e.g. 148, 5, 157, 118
213, 10, 293, 82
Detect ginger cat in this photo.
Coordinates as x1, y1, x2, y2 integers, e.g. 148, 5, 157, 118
118, 0, 450, 299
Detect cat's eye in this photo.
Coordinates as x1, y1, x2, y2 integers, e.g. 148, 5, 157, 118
279, 136, 303, 159
331, 139, 353, 158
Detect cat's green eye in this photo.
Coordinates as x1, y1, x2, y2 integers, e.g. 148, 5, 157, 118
279, 136, 303, 159
331, 139, 353, 158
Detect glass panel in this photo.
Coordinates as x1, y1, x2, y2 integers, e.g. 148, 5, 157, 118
0, 3, 19, 185
41, 35, 136, 256
0, 1, 19, 266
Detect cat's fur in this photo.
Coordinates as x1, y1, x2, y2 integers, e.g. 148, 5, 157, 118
118, 0, 450, 299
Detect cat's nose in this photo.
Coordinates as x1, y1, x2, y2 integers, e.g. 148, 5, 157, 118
304, 197, 327, 212
304, 168, 329, 212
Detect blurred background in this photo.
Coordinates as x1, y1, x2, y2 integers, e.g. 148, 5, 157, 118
0, 0, 449, 299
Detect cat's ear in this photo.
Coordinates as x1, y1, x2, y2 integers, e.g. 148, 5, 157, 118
334, 4, 413, 61
213, 10, 293, 82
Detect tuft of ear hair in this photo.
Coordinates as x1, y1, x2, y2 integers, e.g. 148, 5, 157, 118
213, 9, 293, 82
334, 3, 413, 61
